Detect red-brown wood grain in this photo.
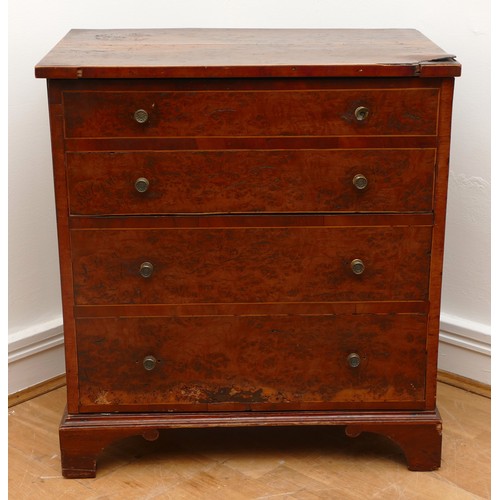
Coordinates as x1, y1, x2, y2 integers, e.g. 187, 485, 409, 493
46, 96, 80, 413
63, 88, 439, 138
52, 76, 443, 94
70, 225, 432, 305
59, 407, 442, 478
35, 29, 460, 476
75, 314, 427, 412
74, 301, 429, 319
68, 213, 435, 230
66, 149, 436, 215
35, 29, 460, 79
425, 78, 455, 409
64, 135, 439, 153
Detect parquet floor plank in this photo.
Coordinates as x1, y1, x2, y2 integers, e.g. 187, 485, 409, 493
8, 382, 490, 499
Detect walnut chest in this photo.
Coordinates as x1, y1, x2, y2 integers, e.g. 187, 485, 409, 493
35, 28, 461, 478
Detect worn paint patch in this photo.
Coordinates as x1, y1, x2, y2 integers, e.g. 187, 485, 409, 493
200, 386, 267, 404
94, 390, 111, 405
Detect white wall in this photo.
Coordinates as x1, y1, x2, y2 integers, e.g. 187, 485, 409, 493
8, 0, 491, 392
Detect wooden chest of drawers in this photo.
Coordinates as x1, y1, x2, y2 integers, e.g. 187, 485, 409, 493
35, 28, 461, 478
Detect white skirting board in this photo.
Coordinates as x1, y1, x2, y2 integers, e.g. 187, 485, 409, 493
7, 312, 491, 395
8, 317, 65, 395
437, 312, 491, 385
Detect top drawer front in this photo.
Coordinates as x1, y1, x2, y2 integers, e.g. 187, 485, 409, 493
63, 88, 439, 138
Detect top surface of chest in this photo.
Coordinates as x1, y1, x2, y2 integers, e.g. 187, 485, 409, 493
35, 28, 461, 79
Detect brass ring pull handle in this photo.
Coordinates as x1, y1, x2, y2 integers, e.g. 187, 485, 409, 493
354, 106, 369, 121
135, 177, 150, 193
350, 259, 365, 275
143, 355, 157, 371
139, 261, 154, 278
347, 353, 361, 368
352, 174, 368, 190
134, 109, 149, 123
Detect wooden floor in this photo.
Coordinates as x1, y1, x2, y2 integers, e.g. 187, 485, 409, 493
8, 382, 490, 499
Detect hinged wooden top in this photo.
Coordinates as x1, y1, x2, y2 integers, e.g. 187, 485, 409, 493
35, 28, 461, 79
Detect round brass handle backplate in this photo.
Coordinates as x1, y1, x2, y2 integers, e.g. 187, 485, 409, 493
143, 355, 157, 371
351, 259, 365, 275
135, 177, 150, 193
347, 353, 361, 368
134, 109, 149, 124
353, 173, 368, 190
354, 106, 369, 121
139, 261, 154, 278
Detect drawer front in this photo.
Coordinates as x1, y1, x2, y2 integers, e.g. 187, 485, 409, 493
67, 149, 436, 215
76, 314, 427, 412
71, 225, 432, 305
63, 88, 439, 138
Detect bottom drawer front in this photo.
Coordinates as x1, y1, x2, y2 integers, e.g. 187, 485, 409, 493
76, 314, 427, 411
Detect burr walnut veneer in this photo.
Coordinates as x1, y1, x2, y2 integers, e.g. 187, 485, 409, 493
35, 29, 461, 478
